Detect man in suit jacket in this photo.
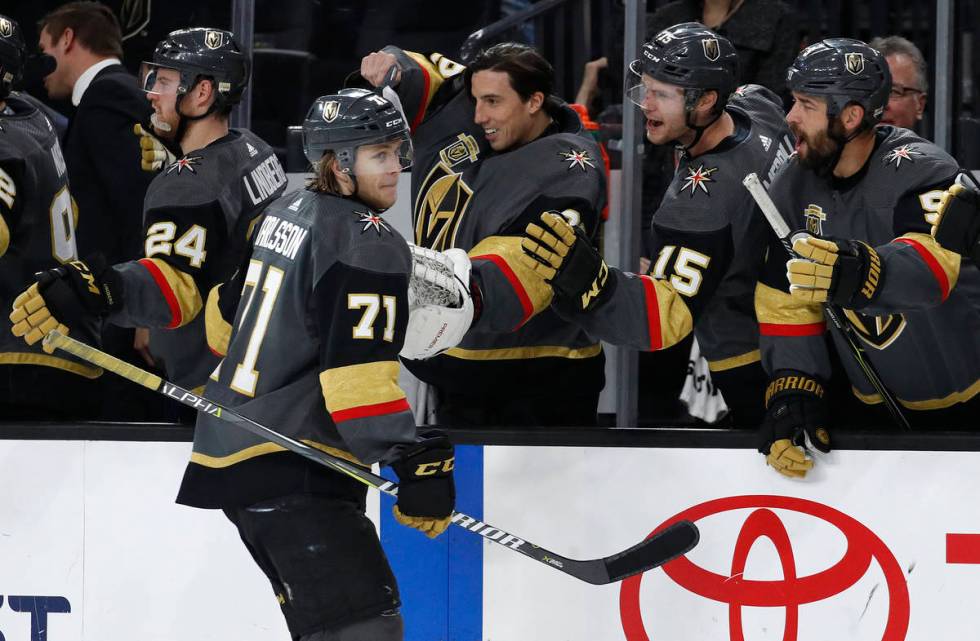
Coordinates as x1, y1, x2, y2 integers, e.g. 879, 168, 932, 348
38, 1, 153, 265
38, 2, 168, 418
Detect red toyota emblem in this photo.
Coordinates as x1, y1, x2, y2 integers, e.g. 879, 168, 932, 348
621, 495, 910, 641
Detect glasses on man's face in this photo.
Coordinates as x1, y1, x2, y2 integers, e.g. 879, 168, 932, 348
890, 84, 924, 99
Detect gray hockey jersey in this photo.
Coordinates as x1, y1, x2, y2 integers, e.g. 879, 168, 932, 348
109, 129, 287, 390
0, 93, 97, 378
757, 126, 980, 409
558, 85, 794, 373
384, 48, 608, 397
177, 188, 416, 508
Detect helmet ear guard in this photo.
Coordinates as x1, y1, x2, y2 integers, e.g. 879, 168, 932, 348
301, 88, 413, 176
142, 28, 250, 109
786, 38, 891, 131
626, 22, 739, 113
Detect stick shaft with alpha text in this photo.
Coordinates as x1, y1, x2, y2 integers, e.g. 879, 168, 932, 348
42, 329, 699, 584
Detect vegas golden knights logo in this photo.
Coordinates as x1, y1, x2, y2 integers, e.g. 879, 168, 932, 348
844, 309, 907, 350
804, 204, 827, 236
322, 100, 340, 123
414, 134, 479, 251
0, 18, 12, 38
845, 52, 865, 75
205, 30, 223, 50
701, 38, 720, 62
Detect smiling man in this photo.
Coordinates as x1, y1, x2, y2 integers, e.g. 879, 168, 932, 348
359, 43, 606, 427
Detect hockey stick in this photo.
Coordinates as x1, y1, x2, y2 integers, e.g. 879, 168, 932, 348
742, 173, 911, 430
43, 329, 699, 585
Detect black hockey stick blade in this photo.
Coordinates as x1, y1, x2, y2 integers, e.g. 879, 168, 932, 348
576, 520, 699, 584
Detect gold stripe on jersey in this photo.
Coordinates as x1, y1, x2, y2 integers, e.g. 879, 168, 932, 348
0, 213, 9, 257
445, 343, 602, 361
852, 377, 980, 410
190, 439, 367, 469
896, 232, 961, 293
643, 276, 695, 350
319, 361, 405, 414
205, 284, 232, 357
707, 349, 762, 373
139, 258, 203, 328
0, 351, 102, 378
755, 282, 824, 325
470, 236, 553, 317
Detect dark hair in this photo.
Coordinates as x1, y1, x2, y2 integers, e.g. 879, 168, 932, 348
465, 42, 559, 111
39, 2, 123, 60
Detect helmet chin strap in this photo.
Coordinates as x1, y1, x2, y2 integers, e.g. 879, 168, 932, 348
172, 88, 221, 148
672, 89, 721, 158
817, 112, 868, 178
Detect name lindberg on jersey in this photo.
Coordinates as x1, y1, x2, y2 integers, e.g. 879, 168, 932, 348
253, 215, 309, 260
244, 154, 287, 206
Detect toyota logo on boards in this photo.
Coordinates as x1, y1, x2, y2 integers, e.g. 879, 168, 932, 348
620, 495, 909, 641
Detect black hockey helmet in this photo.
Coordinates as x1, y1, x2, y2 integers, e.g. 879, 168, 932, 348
0, 14, 25, 99
627, 22, 739, 114
302, 88, 413, 174
786, 38, 891, 128
141, 28, 249, 110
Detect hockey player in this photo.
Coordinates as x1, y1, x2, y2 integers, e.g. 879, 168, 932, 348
752, 39, 980, 477
359, 42, 607, 427
177, 89, 455, 641
0, 14, 102, 418
9, 28, 286, 394
520, 23, 795, 427
933, 179, 980, 265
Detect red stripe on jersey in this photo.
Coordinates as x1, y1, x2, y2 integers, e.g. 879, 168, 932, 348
411, 65, 431, 132
331, 398, 411, 423
893, 237, 951, 301
138, 258, 182, 329
641, 276, 662, 350
472, 253, 534, 329
759, 322, 825, 337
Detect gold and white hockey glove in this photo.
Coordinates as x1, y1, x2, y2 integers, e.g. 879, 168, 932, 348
133, 123, 177, 172
787, 235, 883, 309
521, 211, 612, 313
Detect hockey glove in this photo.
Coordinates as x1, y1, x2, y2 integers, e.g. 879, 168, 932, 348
521, 211, 613, 313
400, 245, 477, 360
756, 370, 831, 479
933, 181, 980, 264
133, 123, 178, 172
787, 235, 883, 309
391, 431, 455, 538
9, 256, 121, 353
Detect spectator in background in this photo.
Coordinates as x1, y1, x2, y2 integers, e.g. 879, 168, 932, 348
870, 35, 928, 132
37, 2, 163, 420
38, 2, 153, 264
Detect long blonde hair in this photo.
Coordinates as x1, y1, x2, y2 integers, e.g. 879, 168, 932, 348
306, 151, 346, 194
